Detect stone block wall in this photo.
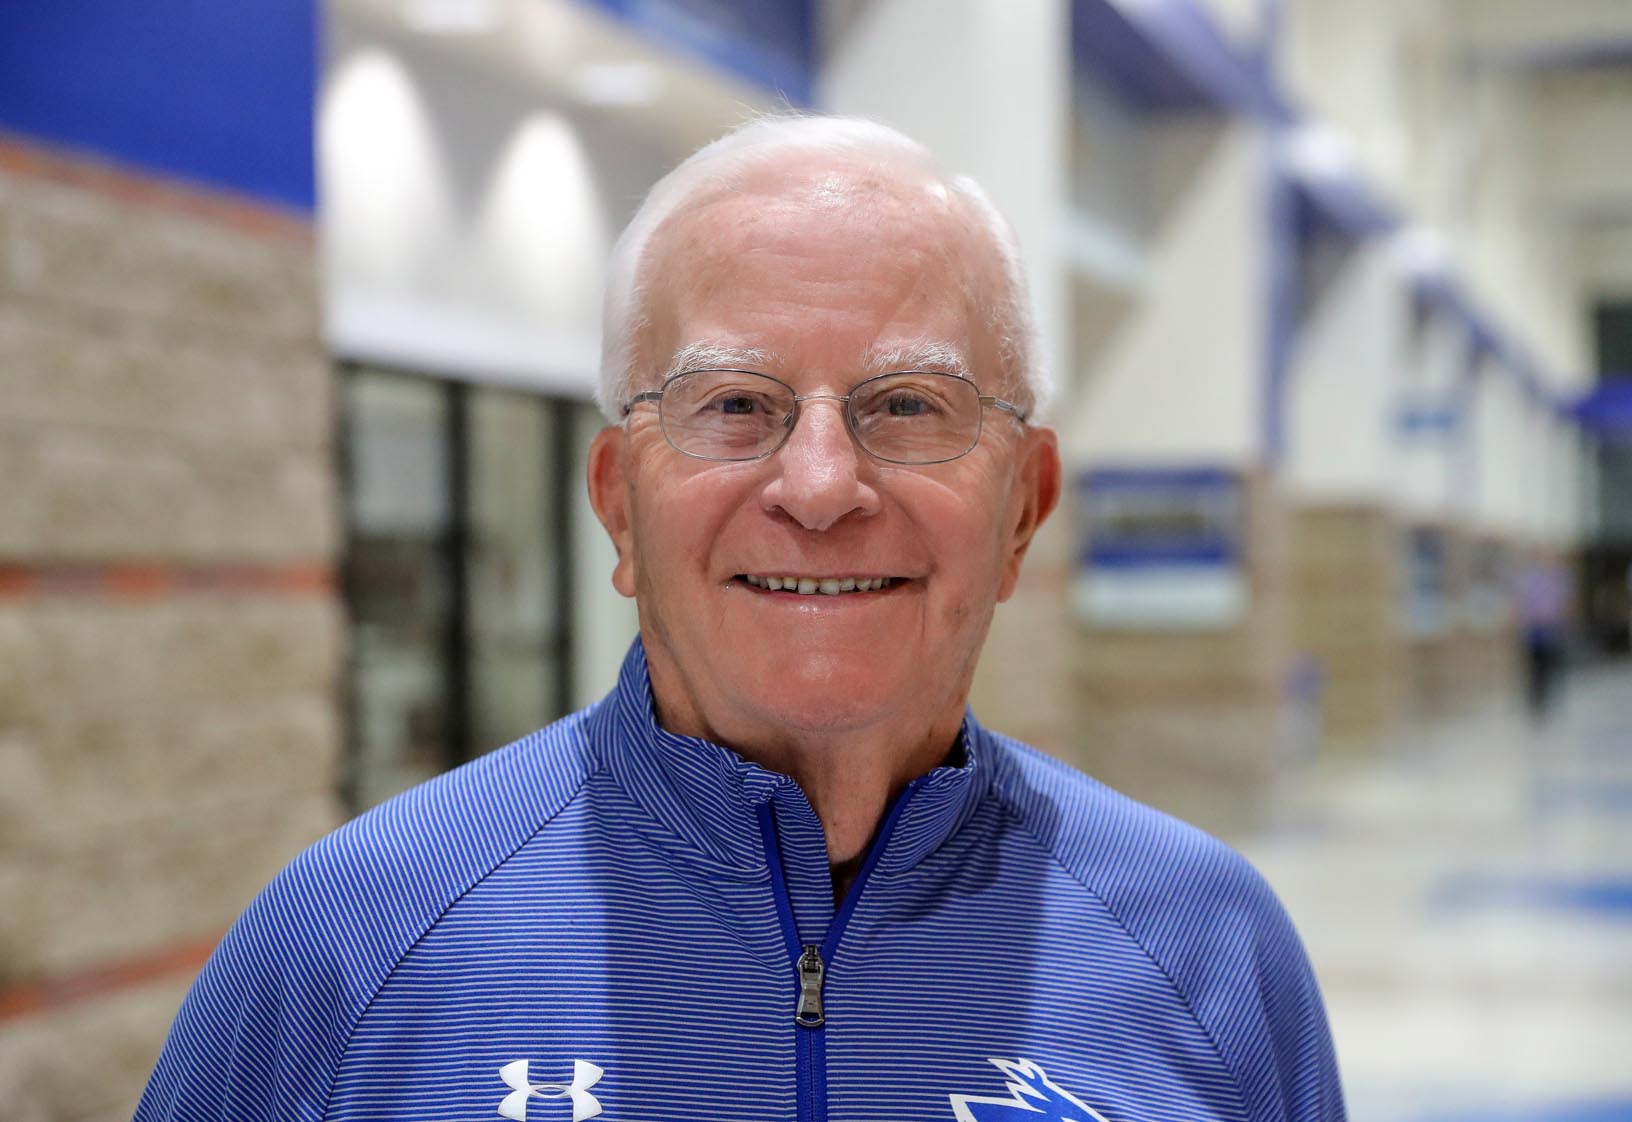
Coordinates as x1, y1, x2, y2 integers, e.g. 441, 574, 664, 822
1460, 533, 1521, 702
1065, 471, 1293, 838
1405, 522, 1466, 720
970, 508, 1074, 757
1287, 503, 1406, 751
0, 137, 341, 1122
1405, 527, 1519, 720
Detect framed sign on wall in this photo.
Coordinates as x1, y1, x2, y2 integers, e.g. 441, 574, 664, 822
1073, 467, 1246, 630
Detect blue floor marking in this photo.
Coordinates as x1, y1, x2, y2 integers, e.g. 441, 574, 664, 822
1410, 1099, 1632, 1122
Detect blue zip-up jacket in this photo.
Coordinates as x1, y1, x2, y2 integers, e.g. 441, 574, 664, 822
136, 641, 1344, 1122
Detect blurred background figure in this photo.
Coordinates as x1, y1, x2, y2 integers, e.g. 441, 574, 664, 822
1, 1, 1629, 1121
1516, 550, 1570, 720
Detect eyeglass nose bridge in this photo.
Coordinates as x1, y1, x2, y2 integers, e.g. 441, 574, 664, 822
790, 391, 852, 406
773, 386, 988, 464
775, 391, 860, 448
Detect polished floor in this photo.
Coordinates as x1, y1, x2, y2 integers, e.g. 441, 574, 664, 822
1241, 659, 1632, 1122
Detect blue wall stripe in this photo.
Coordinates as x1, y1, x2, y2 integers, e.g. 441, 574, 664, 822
0, 0, 317, 211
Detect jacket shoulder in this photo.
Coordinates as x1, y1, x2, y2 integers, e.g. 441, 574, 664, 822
989, 734, 1271, 930
134, 708, 602, 1122
987, 733, 1345, 1122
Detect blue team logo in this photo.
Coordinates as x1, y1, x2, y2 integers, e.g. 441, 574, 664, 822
948, 1058, 1114, 1122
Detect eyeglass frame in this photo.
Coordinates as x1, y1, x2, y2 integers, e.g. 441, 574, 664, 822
620, 367, 1029, 466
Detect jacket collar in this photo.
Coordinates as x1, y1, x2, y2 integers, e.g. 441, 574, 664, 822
586, 638, 992, 879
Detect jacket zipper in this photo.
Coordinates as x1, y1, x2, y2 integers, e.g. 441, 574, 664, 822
795, 946, 825, 1027
755, 785, 919, 1122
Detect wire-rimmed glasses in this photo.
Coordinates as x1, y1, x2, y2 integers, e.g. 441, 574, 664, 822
621, 368, 1027, 465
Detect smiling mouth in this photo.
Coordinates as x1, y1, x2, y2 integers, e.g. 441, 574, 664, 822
737, 574, 902, 596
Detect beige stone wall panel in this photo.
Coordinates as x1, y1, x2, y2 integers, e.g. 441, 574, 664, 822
0, 143, 338, 1122
1074, 627, 1286, 682
0, 788, 335, 983
1288, 504, 1406, 748
0, 690, 338, 854
1408, 634, 1468, 717
0, 423, 337, 562
971, 507, 1075, 755
0, 304, 332, 453
0, 172, 318, 342
1072, 705, 1283, 837
0, 595, 342, 981
0, 974, 192, 1122
972, 567, 1073, 754
1068, 475, 1293, 834
0, 596, 340, 723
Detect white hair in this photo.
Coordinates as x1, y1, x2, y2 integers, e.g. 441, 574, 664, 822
596, 114, 1050, 421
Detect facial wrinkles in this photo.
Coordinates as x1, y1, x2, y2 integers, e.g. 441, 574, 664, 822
661, 166, 970, 299
633, 155, 1019, 395
616, 182, 1040, 761
683, 241, 976, 388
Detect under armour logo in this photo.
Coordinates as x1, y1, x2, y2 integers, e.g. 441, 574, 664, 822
497, 1059, 604, 1121
949, 1058, 1114, 1122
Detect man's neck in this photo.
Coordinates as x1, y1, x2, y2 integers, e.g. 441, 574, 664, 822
641, 653, 968, 892
732, 722, 961, 892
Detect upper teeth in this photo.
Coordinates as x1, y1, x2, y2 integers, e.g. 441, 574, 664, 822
743, 575, 896, 595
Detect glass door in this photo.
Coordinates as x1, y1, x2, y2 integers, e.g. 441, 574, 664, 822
341, 365, 577, 812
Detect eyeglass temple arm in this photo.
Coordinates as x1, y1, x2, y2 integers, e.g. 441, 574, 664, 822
981, 395, 1028, 424
621, 389, 665, 417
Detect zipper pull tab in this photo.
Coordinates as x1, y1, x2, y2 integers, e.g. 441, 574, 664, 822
794, 944, 826, 1028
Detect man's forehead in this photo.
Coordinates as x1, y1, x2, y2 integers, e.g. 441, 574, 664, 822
630, 156, 1004, 389
652, 159, 976, 271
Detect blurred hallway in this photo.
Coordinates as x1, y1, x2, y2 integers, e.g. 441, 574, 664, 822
1244, 661, 1632, 1121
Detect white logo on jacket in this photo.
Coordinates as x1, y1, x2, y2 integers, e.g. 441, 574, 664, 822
949, 1058, 1114, 1122
497, 1058, 604, 1121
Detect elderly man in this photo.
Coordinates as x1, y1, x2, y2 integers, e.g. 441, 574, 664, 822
137, 117, 1343, 1122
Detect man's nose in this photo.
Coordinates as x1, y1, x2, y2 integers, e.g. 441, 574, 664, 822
760, 398, 882, 532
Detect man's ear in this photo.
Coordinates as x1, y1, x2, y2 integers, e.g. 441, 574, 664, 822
997, 425, 1061, 603
587, 425, 638, 599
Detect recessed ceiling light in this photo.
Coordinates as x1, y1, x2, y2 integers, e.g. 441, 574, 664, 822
1393, 225, 1451, 277
570, 61, 665, 107
402, 0, 504, 35
1282, 124, 1355, 182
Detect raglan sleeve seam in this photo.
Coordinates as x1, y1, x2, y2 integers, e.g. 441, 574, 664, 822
1000, 799, 1257, 1122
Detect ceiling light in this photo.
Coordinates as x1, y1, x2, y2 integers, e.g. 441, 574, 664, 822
570, 61, 665, 107
1282, 124, 1356, 182
402, 0, 504, 35
1392, 225, 1451, 278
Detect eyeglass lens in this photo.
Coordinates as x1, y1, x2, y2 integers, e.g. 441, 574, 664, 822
658, 370, 984, 463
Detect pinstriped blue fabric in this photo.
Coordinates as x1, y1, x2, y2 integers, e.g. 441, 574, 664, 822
135, 639, 1344, 1122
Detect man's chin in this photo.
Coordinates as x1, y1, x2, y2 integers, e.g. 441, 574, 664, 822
723, 665, 910, 737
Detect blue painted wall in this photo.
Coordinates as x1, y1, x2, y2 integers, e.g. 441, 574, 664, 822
0, 0, 317, 211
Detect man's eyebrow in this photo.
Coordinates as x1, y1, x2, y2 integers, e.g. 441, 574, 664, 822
663, 342, 777, 380
865, 342, 972, 377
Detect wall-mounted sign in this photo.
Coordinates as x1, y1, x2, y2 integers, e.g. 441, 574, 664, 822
1074, 467, 1246, 629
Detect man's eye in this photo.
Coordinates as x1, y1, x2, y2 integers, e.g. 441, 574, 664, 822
883, 393, 936, 417
714, 395, 762, 415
